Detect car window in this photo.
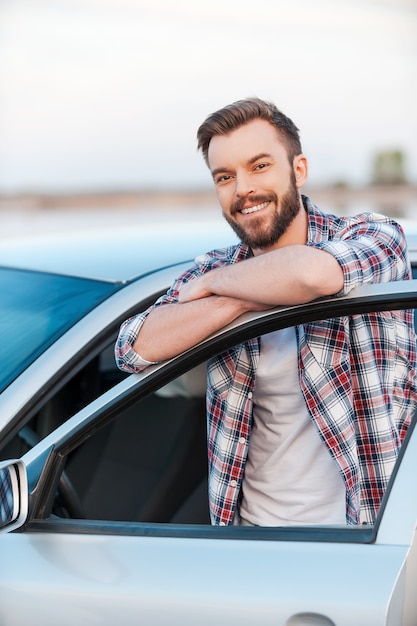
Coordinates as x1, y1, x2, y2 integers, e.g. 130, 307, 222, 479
42, 311, 416, 530
0, 340, 127, 460
0, 267, 119, 393
54, 363, 209, 523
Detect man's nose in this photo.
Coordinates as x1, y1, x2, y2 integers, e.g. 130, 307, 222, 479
235, 171, 255, 197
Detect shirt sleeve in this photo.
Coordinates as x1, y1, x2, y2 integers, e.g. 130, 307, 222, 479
309, 213, 411, 296
114, 264, 203, 373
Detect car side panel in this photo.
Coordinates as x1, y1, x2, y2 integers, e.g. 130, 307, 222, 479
0, 531, 408, 625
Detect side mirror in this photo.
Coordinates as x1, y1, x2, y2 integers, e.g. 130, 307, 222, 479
0, 460, 28, 534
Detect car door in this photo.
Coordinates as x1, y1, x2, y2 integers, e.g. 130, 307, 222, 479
1, 281, 417, 626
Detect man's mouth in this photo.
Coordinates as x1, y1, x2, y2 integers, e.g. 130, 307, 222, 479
240, 201, 269, 215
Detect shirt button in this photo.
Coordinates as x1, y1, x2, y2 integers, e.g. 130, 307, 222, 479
230, 479, 238, 488
239, 437, 246, 445
248, 392, 253, 400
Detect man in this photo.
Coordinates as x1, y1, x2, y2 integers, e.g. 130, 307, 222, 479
116, 97, 417, 527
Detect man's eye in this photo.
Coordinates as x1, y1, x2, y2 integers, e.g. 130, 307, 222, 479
255, 163, 269, 170
216, 174, 231, 184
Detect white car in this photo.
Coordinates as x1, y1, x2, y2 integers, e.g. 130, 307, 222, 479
1, 217, 417, 625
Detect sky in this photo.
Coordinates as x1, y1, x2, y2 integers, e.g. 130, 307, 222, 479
0, 0, 416, 193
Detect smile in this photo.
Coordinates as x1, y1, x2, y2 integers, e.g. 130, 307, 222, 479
240, 201, 269, 215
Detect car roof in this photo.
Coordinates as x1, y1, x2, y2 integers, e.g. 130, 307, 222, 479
1, 214, 416, 283
0, 217, 238, 282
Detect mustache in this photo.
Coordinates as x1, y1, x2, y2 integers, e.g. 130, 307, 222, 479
230, 193, 278, 215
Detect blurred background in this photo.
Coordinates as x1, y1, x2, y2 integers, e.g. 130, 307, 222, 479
0, 0, 416, 240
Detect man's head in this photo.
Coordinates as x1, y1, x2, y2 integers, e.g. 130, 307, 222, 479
197, 97, 302, 167
197, 98, 308, 253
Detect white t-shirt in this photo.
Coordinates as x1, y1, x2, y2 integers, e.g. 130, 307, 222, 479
240, 327, 346, 526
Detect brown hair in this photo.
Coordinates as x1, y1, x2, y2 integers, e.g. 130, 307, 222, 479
197, 97, 302, 166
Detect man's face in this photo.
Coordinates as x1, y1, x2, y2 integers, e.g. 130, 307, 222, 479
207, 119, 305, 252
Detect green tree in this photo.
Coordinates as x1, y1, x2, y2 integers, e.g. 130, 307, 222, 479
372, 149, 407, 185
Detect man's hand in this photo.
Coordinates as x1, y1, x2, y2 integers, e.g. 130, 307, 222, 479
178, 272, 273, 313
178, 274, 213, 303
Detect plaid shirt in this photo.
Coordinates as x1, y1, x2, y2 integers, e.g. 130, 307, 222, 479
116, 197, 417, 526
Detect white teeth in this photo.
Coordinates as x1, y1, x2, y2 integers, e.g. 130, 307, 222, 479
241, 201, 269, 215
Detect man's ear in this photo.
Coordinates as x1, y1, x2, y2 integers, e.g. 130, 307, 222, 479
293, 154, 308, 188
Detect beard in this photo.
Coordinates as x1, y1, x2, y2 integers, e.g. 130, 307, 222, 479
223, 171, 300, 250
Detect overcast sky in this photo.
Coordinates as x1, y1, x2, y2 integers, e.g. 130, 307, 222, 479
0, 0, 416, 193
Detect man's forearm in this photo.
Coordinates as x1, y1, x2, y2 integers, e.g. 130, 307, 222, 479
133, 295, 257, 363
180, 245, 344, 306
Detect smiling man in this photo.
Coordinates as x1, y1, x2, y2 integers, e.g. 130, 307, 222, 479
210, 118, 304, 250
116, 97, 417, 528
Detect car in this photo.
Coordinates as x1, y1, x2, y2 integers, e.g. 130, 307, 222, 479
1, 214, 417, 625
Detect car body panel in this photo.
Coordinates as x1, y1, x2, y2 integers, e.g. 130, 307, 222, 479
0, 530, 409, 626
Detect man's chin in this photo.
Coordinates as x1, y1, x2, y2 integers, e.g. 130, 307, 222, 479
224, 215, 265, 244
228, 224, 279, 250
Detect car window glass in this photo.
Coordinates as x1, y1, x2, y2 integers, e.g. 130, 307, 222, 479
0, 267, 118, 393
55, 363, 209, 523
0, 340, 127, 461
